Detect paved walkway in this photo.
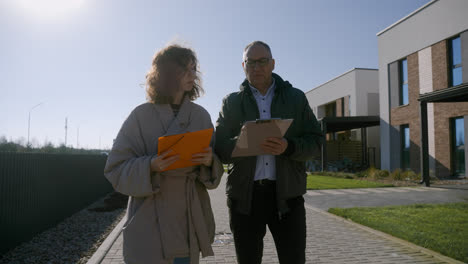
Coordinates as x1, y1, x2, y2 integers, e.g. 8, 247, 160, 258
92, 176, 467, 264
305, 186, 468, 210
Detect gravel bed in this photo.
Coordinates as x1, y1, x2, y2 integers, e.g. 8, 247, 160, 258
0, 193, 127, 264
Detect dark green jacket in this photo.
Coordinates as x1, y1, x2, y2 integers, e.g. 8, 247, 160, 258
215, 73, 323, 215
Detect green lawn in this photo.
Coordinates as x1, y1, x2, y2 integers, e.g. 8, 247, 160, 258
307, 174, 392, 189
329, 203, 468, 263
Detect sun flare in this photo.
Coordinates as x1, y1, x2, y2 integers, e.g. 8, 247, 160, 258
16, 0, 85, 20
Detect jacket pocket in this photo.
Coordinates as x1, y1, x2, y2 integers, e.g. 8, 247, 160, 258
277, 159, 307, 199
226, 158, 251, 199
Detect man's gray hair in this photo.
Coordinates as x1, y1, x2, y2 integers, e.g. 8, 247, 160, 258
243, 41, 272, 60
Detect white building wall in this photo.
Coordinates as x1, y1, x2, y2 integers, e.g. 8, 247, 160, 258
306, 69, 357, 119
306, 68, 379, 118
306, 68, 380, 168
377, 0, 468, 171
355, 69, 379, 116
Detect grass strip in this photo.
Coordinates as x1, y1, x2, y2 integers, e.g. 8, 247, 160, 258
307, 174, 392, 189
329, 203, 468, 263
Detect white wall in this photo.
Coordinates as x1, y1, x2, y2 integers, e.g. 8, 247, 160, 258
306, 69, 356, 118
306, 68, 381, 168
305, 68, 379, 117
378, 0, 468, 171
355, 69, 379, 116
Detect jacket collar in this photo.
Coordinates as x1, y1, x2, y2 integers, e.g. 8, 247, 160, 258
239, 73, 291, 94
153, 95, 193, 136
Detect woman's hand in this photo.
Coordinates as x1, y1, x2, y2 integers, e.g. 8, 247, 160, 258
192, 147, 213, 167
151, 150, 180, 172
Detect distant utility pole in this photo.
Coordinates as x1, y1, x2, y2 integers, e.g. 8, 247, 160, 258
64, 117, 68, 146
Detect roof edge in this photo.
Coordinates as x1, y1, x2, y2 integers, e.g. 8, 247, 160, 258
418, 82, 468, 102
306, 68, 378, 94
377, 0, 438, 37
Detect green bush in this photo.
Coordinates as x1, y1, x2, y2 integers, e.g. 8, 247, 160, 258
355, 167, 390, 179
366, 167, 379, 179
377, 169, 390, 178
401, 170, 420, 181
391, 169, 403, 180
355, 170, 366, 178
314, 171, 355, 179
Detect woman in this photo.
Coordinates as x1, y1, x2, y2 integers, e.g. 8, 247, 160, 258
104, 44, 224, 264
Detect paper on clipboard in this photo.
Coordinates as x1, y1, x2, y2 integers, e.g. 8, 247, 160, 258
231, 119, 293, 157
157, 128, 213, 171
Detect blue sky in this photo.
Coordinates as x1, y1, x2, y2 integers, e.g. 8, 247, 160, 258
0, 0, 430, 149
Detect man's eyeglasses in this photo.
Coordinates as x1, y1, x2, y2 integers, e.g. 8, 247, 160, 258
245, 58, 271, 68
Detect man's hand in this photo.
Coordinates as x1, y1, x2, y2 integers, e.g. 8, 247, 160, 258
192, 147, 213, 167
260, 137, 288, 155
151, 150, 180, 172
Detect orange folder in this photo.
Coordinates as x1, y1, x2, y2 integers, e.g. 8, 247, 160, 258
157, 128, 214, 171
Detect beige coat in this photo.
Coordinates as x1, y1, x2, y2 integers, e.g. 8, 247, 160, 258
104, 97, 224, 264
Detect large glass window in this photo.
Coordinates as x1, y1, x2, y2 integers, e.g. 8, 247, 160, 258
449, 36, 462, 86
451, 117, 465, 176
399, 59, 409, 105
401, 124, 410, 170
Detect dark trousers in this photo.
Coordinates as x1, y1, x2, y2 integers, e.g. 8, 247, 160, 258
229, 183, 306, 264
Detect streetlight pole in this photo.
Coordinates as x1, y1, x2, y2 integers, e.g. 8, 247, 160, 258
27, 102, 44, 147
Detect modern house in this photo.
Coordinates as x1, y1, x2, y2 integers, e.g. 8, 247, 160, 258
305, 68, 380, 169
378, 0, 468, 179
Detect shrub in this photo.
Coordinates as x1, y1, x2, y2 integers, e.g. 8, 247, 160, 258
355, 170, 366, 178
391, 169, 403, 180
366, 167, 379, 179
401, 170, 420, 181
314, 171, 356, 179
377, 170, 390, 178
355, 167, 390, 179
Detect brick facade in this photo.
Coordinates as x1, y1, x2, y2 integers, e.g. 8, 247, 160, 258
390, 39, 468, 177
431, 40, 468, 177
390, 52, 421, 172
433, 103, 468, 177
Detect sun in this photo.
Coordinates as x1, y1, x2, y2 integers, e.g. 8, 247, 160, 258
16, 0, 85, 20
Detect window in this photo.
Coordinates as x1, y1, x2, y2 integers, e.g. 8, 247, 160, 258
399, 59, 409, 105
325, 102, 336, 117
400, 124, 410, 170
341, 97, 345, 117
451, 117, 465, 176
324, 102, 337, 140
449, 36, 462, 86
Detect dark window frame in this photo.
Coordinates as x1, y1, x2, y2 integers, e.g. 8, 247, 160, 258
325, 102, 337, 140
448, 36, 463, 87
399, 59, 409, 106
450, 116, 465, 176
341, 97, 345, 117
400, 124, 410, 170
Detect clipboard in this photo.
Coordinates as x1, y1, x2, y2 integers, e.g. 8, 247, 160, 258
231, 118, 293, 157
157, 128, 213, 171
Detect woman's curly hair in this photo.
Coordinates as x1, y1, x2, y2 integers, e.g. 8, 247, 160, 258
146, 45, 203, 104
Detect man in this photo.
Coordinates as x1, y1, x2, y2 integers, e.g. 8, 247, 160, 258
215, 41, 323, 264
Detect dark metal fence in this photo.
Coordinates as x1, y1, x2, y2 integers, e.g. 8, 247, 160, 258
0, 152, 113, 255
